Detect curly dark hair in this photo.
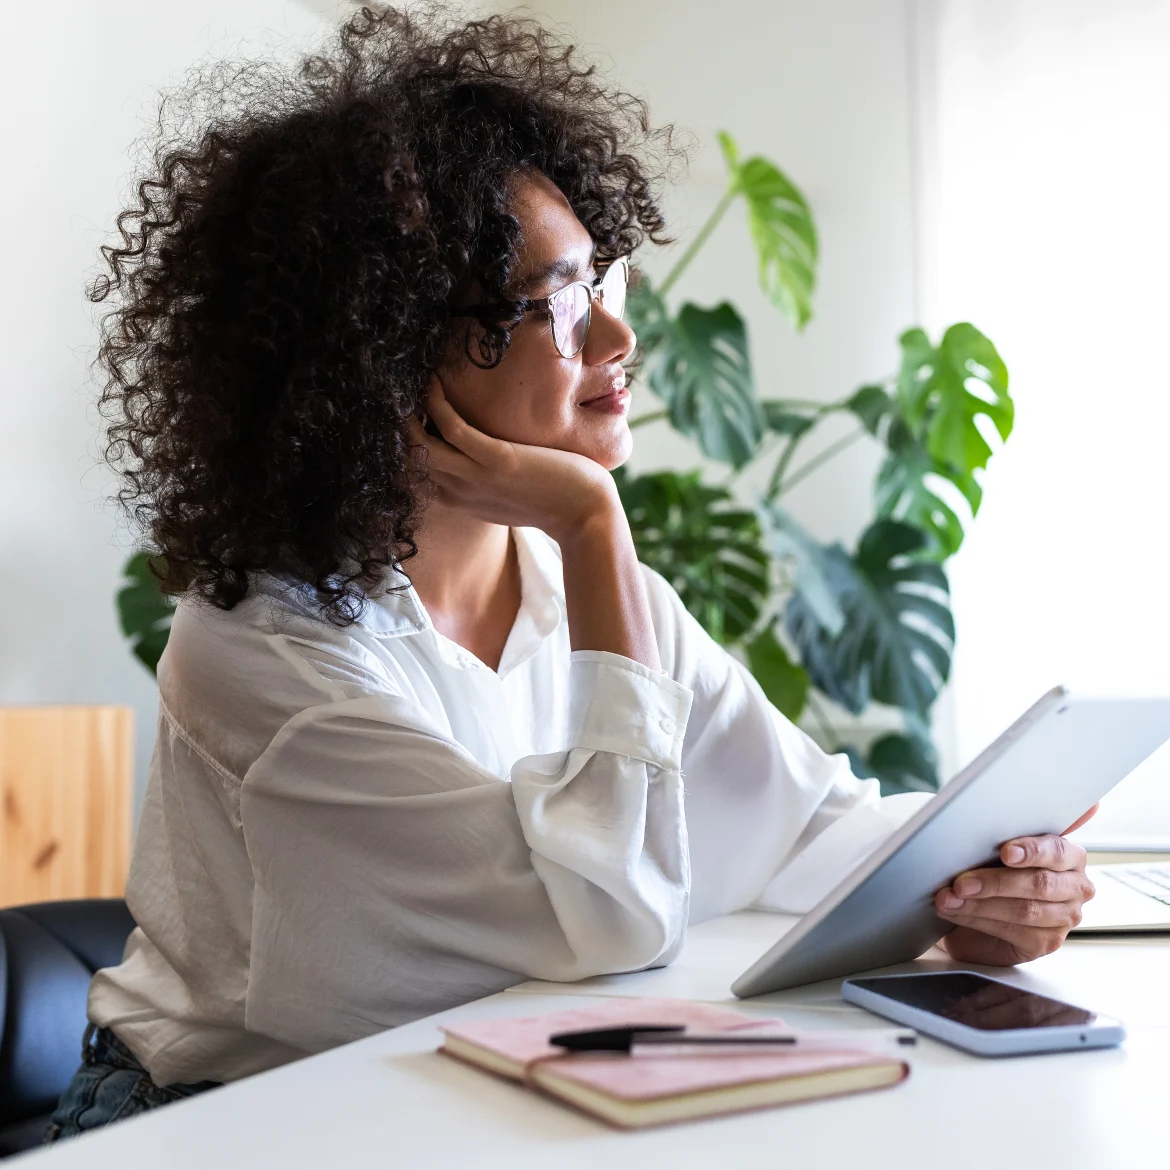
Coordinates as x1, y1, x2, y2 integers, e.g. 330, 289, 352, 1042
94, 3, 679, 623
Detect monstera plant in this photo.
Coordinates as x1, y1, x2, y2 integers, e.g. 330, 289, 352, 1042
116, 129, 1012, 794
615, 131, 1012, 794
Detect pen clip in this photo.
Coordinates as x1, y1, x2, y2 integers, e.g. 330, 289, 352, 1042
549, 1025, 685, 1053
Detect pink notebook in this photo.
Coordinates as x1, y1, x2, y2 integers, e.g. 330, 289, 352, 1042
440, 998, 908, 1129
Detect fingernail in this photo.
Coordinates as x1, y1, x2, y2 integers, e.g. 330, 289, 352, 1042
941, 893, 964, 911
1004, 844, 1026, 864
955, 876, 982, 897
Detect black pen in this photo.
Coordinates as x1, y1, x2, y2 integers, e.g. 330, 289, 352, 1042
550, 1024, 918, 1055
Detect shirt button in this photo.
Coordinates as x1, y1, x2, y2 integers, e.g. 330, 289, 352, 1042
659, 716, 675, 734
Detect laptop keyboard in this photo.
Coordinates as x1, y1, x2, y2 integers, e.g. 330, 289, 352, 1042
1102, 864, 1170, 907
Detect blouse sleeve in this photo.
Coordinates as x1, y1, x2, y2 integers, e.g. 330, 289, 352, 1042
239, 651, 693, 1052
641, 566, 932, 924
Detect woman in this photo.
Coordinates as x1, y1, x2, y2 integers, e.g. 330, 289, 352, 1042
51, 5, 1094, 1139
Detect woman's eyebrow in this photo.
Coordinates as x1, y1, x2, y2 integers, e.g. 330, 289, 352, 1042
519, 244, 598, 295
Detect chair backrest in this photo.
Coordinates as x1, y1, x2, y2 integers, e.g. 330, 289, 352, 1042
0, 899, 136, 1130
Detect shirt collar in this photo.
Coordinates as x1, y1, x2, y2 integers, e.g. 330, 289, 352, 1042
359, 526, 566, 643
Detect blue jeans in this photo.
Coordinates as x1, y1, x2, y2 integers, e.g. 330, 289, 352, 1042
45, 1025, 220, 1143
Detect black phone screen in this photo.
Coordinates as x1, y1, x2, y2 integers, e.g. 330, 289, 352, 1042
851, 973, 1095, 1031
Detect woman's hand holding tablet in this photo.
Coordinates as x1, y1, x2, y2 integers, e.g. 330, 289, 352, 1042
732, 694, 1170, 997
934, 807, 1098, 965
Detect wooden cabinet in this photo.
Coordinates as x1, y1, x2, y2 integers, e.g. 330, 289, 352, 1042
0, 706, 133, 908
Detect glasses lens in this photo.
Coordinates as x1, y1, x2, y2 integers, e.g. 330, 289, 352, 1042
550, 283, 591, 357
599, 258, 629, 321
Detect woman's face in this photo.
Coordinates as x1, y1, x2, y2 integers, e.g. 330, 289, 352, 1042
439, 171, 638, 471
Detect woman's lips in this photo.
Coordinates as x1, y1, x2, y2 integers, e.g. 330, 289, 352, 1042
578, 385, 630, 414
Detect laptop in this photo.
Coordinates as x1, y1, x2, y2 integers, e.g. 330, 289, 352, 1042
1075, 863, 1170, 933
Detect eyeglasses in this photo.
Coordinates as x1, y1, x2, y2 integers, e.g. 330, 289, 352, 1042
455, 256, 630, 362
521, 256, 630, 359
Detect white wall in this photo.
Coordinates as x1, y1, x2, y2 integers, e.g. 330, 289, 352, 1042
919, 0, 1170, 842
0, 0, 335, 809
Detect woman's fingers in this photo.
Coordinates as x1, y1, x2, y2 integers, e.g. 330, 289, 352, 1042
424, 374, 499, 463
933, 829, 1094, 963
937, 894, 1083, 929
1062, 804, 1099, 835
1000, 832, 1087, 872
407, 370, 620, 538
404, 413, 430, 450
939, 863, 1092, 906
405, 405, 476, 480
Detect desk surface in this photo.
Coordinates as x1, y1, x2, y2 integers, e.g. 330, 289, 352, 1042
21, 913, 1170, 1169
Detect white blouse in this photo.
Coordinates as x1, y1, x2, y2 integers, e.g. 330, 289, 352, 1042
89, 526, 925, 1087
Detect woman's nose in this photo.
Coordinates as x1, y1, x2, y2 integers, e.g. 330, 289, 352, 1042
583, 301, 636, 366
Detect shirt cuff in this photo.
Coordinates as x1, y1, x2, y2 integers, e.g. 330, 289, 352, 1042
566, 650, 693, 772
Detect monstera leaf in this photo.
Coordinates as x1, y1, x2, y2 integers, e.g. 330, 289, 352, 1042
719, 131, 818, 329
844, 728, 941, 796
785, 519, 954, 715
783, 543, 870, 712
762, 502, 848, 636
762, 401, 816, 440
615, 468, 770, 644
745, 625, 810, 722
846, 384, 896, 437
897, 324, 1013, 473
868, 729, 940, 793
629, 279, 764, 468
117, 550, 176, 675
847, 380, 985, 560
875, 418, 983, 560
625, 274, 673, 359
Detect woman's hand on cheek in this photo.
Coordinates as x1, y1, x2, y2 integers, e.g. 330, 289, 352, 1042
933, 830, 1096, 966
407, 374, 620, 542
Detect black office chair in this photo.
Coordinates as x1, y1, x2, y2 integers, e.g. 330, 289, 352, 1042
0, 899, 136, 1158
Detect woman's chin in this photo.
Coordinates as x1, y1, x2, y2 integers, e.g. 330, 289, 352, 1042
538, 419, 632, 471
593, 426, 633, 472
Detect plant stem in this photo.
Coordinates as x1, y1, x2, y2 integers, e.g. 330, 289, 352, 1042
628, 409, 668, 430
762, 397, 863, 502
657, 186, 738, 298
804, 690, 840, 751
764, 432, 805, 503
775, 428, 865, 497
769, 397, 846, 412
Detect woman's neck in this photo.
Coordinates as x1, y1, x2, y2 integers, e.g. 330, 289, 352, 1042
403, 500, 522, 671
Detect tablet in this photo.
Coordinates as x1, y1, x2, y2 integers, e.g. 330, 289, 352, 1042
731, 688, 1170, 997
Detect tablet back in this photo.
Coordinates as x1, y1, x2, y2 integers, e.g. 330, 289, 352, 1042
731, 690, 1170, 997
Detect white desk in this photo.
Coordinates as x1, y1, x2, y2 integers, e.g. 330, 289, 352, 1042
19, 913, 1170, 1169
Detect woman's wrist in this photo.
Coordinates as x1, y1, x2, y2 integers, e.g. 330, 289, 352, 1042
556, 491, 661, 672
544, 475, 625, 550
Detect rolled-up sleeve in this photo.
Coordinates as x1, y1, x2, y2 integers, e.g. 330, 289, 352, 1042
239, 650, 694, 1053
640, 566, 932, 923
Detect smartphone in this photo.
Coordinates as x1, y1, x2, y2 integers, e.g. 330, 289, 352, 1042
840, 971, 1126, 1056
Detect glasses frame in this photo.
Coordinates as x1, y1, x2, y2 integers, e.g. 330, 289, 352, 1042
452, 256, 631, 363
520, 256, 630, 359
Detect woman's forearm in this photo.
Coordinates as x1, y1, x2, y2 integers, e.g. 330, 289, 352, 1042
556, 499, 662, 672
